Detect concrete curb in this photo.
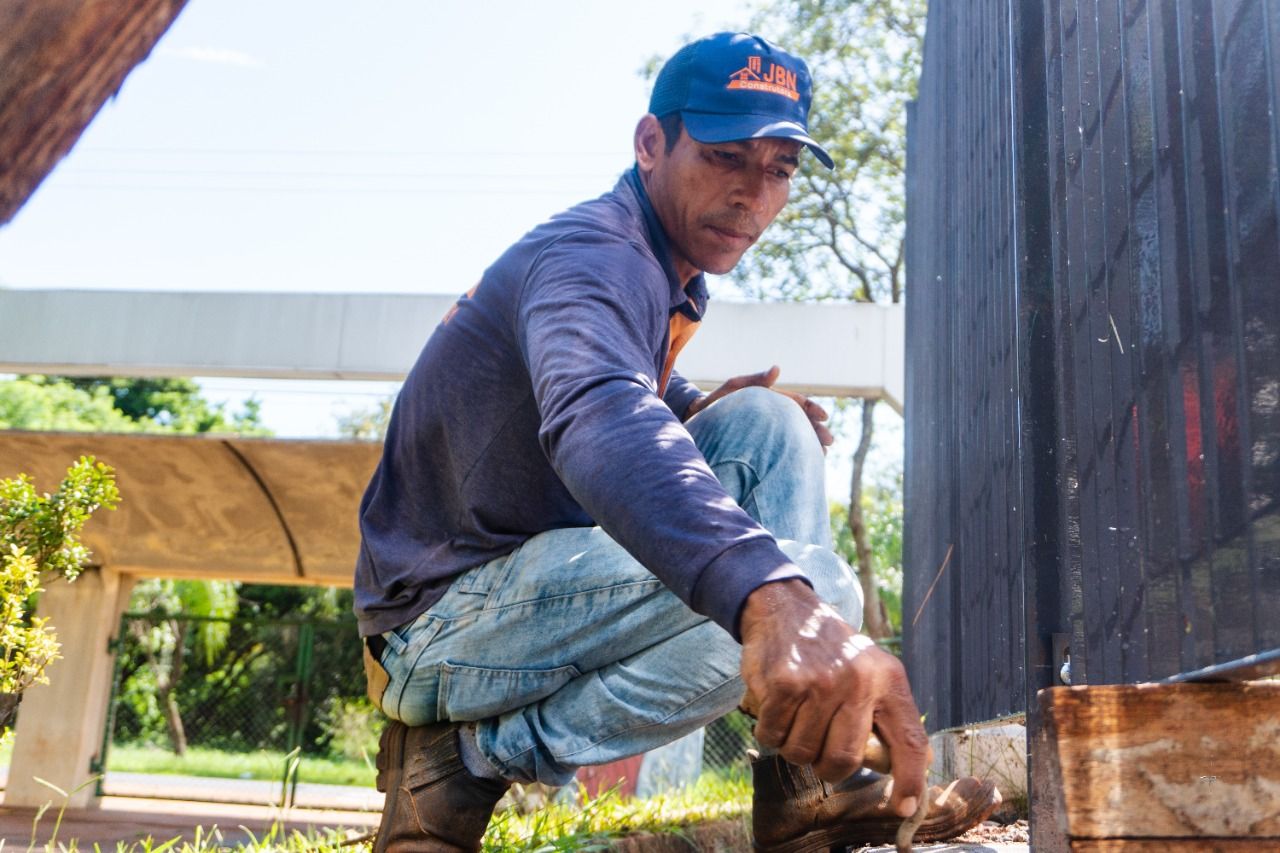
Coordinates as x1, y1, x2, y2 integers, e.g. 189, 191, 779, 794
929, 723, 1028, 809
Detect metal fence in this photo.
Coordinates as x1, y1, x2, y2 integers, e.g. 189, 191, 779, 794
97, 612, 374, 805
905, 0, 1280, 730
95, 613, 768, 803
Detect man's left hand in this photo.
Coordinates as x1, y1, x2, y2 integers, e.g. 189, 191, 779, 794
684, 365, 834, 451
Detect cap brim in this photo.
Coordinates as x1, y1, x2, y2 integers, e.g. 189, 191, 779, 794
681, 111, 835, 169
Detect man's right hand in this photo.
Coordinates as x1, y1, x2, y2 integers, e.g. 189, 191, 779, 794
739, 579, 929, 819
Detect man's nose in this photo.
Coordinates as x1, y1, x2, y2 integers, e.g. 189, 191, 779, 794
731, 170, 770, 216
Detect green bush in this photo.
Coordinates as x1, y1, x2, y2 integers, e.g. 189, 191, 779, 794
318, 695, 384, 763
0, 456, 119, 734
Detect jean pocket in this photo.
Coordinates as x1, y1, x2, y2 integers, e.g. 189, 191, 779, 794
437, 661, 582, 721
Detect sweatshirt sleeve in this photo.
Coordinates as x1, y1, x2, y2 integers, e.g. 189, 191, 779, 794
515, 234, 809, 639
662, 369, 705, 422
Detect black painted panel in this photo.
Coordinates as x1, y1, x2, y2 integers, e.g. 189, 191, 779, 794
905, 0, 1280, 730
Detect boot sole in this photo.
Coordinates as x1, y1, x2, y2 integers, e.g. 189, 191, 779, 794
373, 721, 407, 853
754, 780, 1002, 853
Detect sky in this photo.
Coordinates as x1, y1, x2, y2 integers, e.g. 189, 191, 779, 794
0, 0, 903, 500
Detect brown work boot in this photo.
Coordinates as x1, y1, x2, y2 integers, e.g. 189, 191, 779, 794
374, 720, 511, 853
751, 754, 1001, 852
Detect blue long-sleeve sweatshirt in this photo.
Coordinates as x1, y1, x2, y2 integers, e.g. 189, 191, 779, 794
353, 168, 807, 640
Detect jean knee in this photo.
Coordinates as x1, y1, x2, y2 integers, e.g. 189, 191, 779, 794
715, 387, 821, 456
778, 542, 864, 632
720, 385, 806, 429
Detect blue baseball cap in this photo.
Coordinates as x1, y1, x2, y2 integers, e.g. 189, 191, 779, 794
649, 32, 834, 169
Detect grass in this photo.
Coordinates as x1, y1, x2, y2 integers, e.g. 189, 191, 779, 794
18, 771, 752, 852
104, 744, 375, 788
19, 820, 366, 852
482, 772, 750, 850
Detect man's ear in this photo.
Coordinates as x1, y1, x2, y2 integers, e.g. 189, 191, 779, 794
634, 114, 664, 174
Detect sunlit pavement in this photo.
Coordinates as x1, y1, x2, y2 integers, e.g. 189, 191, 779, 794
0, 766, 384, 811
0, 793, 377, 847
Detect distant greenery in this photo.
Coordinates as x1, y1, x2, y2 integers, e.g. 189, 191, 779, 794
0, 377, 139, 431
0, 376, 266, 434
336, 397, 392, 441
831, 476, 904, 634
105, 743, 375, 787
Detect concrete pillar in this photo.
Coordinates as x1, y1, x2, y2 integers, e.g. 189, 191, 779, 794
5, 568, 134, 809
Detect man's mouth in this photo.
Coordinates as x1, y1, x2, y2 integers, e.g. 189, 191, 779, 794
706, 224, 756, 247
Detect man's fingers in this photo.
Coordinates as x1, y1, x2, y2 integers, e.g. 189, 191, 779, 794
752, 690, 801, 750
801, 396, 829, 422
812, 701, 873, 782
778, 697, 830, 767
700, 366, 782, 412
875, 689, 931, 817
814, 422, 835, 447
736, 365, 780, 390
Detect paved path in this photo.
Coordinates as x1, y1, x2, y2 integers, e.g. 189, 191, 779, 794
104, 770, 385, 811
0, 766, 383, 811
0, 794, 378, 847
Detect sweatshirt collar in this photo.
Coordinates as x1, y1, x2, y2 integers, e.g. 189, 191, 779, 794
624, 166, 708, 321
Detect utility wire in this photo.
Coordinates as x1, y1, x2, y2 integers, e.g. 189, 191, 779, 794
49, 184, 606, 196
80, 146, 626, 158
63, 168, 621, 179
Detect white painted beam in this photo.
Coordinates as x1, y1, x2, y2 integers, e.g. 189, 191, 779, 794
0, 289, 904, 409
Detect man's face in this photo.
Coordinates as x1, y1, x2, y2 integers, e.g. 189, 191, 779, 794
636, 117, 800, 281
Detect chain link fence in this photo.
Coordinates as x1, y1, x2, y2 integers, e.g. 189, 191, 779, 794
98, 612, 380, 806
96, 612, 901, 805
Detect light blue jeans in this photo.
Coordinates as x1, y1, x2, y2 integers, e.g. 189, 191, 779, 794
375, 387, 863, 785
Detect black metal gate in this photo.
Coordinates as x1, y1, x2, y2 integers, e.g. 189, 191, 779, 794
905, 0, 1280, 727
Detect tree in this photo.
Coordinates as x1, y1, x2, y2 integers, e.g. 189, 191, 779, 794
725, 0, 924, 638
124, 578, 238, 756
336, 398, 393, 442
831, 478, 904, 633
0, 457, 119, 735
2, 375, 267, 435
57, 377, 266, 434
0, 376, 142, 432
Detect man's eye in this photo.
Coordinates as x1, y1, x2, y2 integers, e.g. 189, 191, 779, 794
773, 169, 794, 180
713, 150, 739, 163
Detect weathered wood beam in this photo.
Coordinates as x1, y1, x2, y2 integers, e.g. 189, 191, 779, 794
1040, 683, 1280, 849
1072, 843, 1273, 852
0, 0, 189, 225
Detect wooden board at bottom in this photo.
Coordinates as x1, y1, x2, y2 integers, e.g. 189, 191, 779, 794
1040, 682, 1280, 839
1074, 841, 1280, 851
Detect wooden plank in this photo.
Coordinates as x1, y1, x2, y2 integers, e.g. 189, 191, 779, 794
1031, 705, 1071, 853
1073, 841, 1280, 852
0, 0, 189, 224
1041, 683, 1280, 839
